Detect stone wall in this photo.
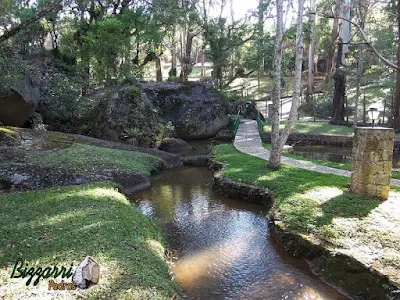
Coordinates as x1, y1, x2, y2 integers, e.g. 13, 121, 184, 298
210, 160, 274, 207
351, 127, 394, 200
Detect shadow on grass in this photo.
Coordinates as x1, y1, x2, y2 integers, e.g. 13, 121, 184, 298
317, 193, 381, 227
0, 182, 180, 299
213, 144, 381, 232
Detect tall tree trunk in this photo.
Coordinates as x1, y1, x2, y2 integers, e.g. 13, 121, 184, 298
180, 31, 194, 81
200, 48, 205, 78
307, 0, 316, 102
278, 0, 304, 149
354, 44, 363, 127
171, 25, 177, 72
268, 0, 284, 169
326, 1, 340, 77
393, 0, 400, 131
257, 0, 265, 98
156, 57, 162, 82
331, 42, 346, 124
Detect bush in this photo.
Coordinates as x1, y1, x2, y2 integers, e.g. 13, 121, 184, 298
37, 73, 82, 131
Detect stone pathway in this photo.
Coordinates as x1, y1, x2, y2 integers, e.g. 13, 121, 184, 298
234, 119, 400, 186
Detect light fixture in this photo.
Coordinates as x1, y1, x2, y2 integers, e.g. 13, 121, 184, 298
367, 108, 379, 128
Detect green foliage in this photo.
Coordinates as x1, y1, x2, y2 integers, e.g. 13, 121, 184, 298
204, 17, 255, 89
129, 85, 141, 100
29, 143, 164, 177
0, 47, 23, 92
0, 182, 181, 299
41, 73, 81, 131
168, 67, 177, 77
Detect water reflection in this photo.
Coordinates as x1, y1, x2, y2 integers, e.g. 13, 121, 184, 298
293, 145, 400, 168
132, 167, 348, 300
292, 146, 353, 164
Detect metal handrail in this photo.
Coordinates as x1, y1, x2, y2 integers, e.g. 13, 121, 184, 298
232, 111, 241, 140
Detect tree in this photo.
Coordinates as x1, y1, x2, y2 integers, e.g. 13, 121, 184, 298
0, 0, 62, 44
307, 0, 316, 102
268, 0, 284, 169
178, 0, 202, 81
269, 0, 304, 169
330, 0, 351, 125
393, 0, 400, 131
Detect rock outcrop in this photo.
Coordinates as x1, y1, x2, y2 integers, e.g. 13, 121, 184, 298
85, 85, 165, 147
0, 76, 40, 126
84, 82, 232, 146
142, 82, 230, 140
158, 138, 192, 154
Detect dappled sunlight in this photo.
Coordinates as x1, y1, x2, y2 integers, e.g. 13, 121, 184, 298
72, 187, 128, 204
302, 187, 344, 204
146, 239, 165, 260
227, 167, 244, 174
173, 235, 252, 291
41, 210, 89, 226
0, 183, 179, 299
233, 269, 341, 300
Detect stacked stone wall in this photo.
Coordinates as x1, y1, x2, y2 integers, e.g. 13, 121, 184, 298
351, 127, 394, 200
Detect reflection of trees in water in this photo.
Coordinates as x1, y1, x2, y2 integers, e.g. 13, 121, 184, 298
293, 146, 352, 164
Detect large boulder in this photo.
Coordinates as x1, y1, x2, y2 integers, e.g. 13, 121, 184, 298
142, 82, 230, 139
85, 85, 165, 147
158, 138, 192, 154
0, 76, 40, 126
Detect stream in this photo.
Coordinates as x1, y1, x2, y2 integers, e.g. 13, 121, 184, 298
131, 167, 349, 300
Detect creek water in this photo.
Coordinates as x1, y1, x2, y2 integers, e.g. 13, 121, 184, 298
292, 145, 400, 168
131, 167, 349, 300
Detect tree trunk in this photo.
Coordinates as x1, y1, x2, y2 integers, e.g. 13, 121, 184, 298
171, 26, 177, 70
326, 1, 340, 77
200, 49, 205, 78
354, 44, 363, 127
393, 0, 400, 131
330, 42, 346, 125
278, 0, 304, 150
156, 57, 162, 82
268, 0, 284, 169
180, 31, 194, 81
307, 0, 316, 102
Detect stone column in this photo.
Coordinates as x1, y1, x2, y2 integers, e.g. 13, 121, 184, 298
351, 127, 394, 200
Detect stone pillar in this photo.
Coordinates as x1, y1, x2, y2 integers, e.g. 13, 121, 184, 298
351, 127, 394, 200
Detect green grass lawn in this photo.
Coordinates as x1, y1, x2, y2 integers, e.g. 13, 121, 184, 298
0, 182, 181, 299
28, 143, 164, 177
213, 144, 400, 285
262, 121, 355, 136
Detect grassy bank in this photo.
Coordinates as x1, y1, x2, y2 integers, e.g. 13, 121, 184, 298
29, 143, 164, 177
213, 144, 400, 285
0, 182, 181, 299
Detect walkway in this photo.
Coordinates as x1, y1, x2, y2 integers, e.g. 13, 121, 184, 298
234, 119, 400, 186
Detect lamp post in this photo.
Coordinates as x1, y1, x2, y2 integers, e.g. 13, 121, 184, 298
367, 107, 379, 128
